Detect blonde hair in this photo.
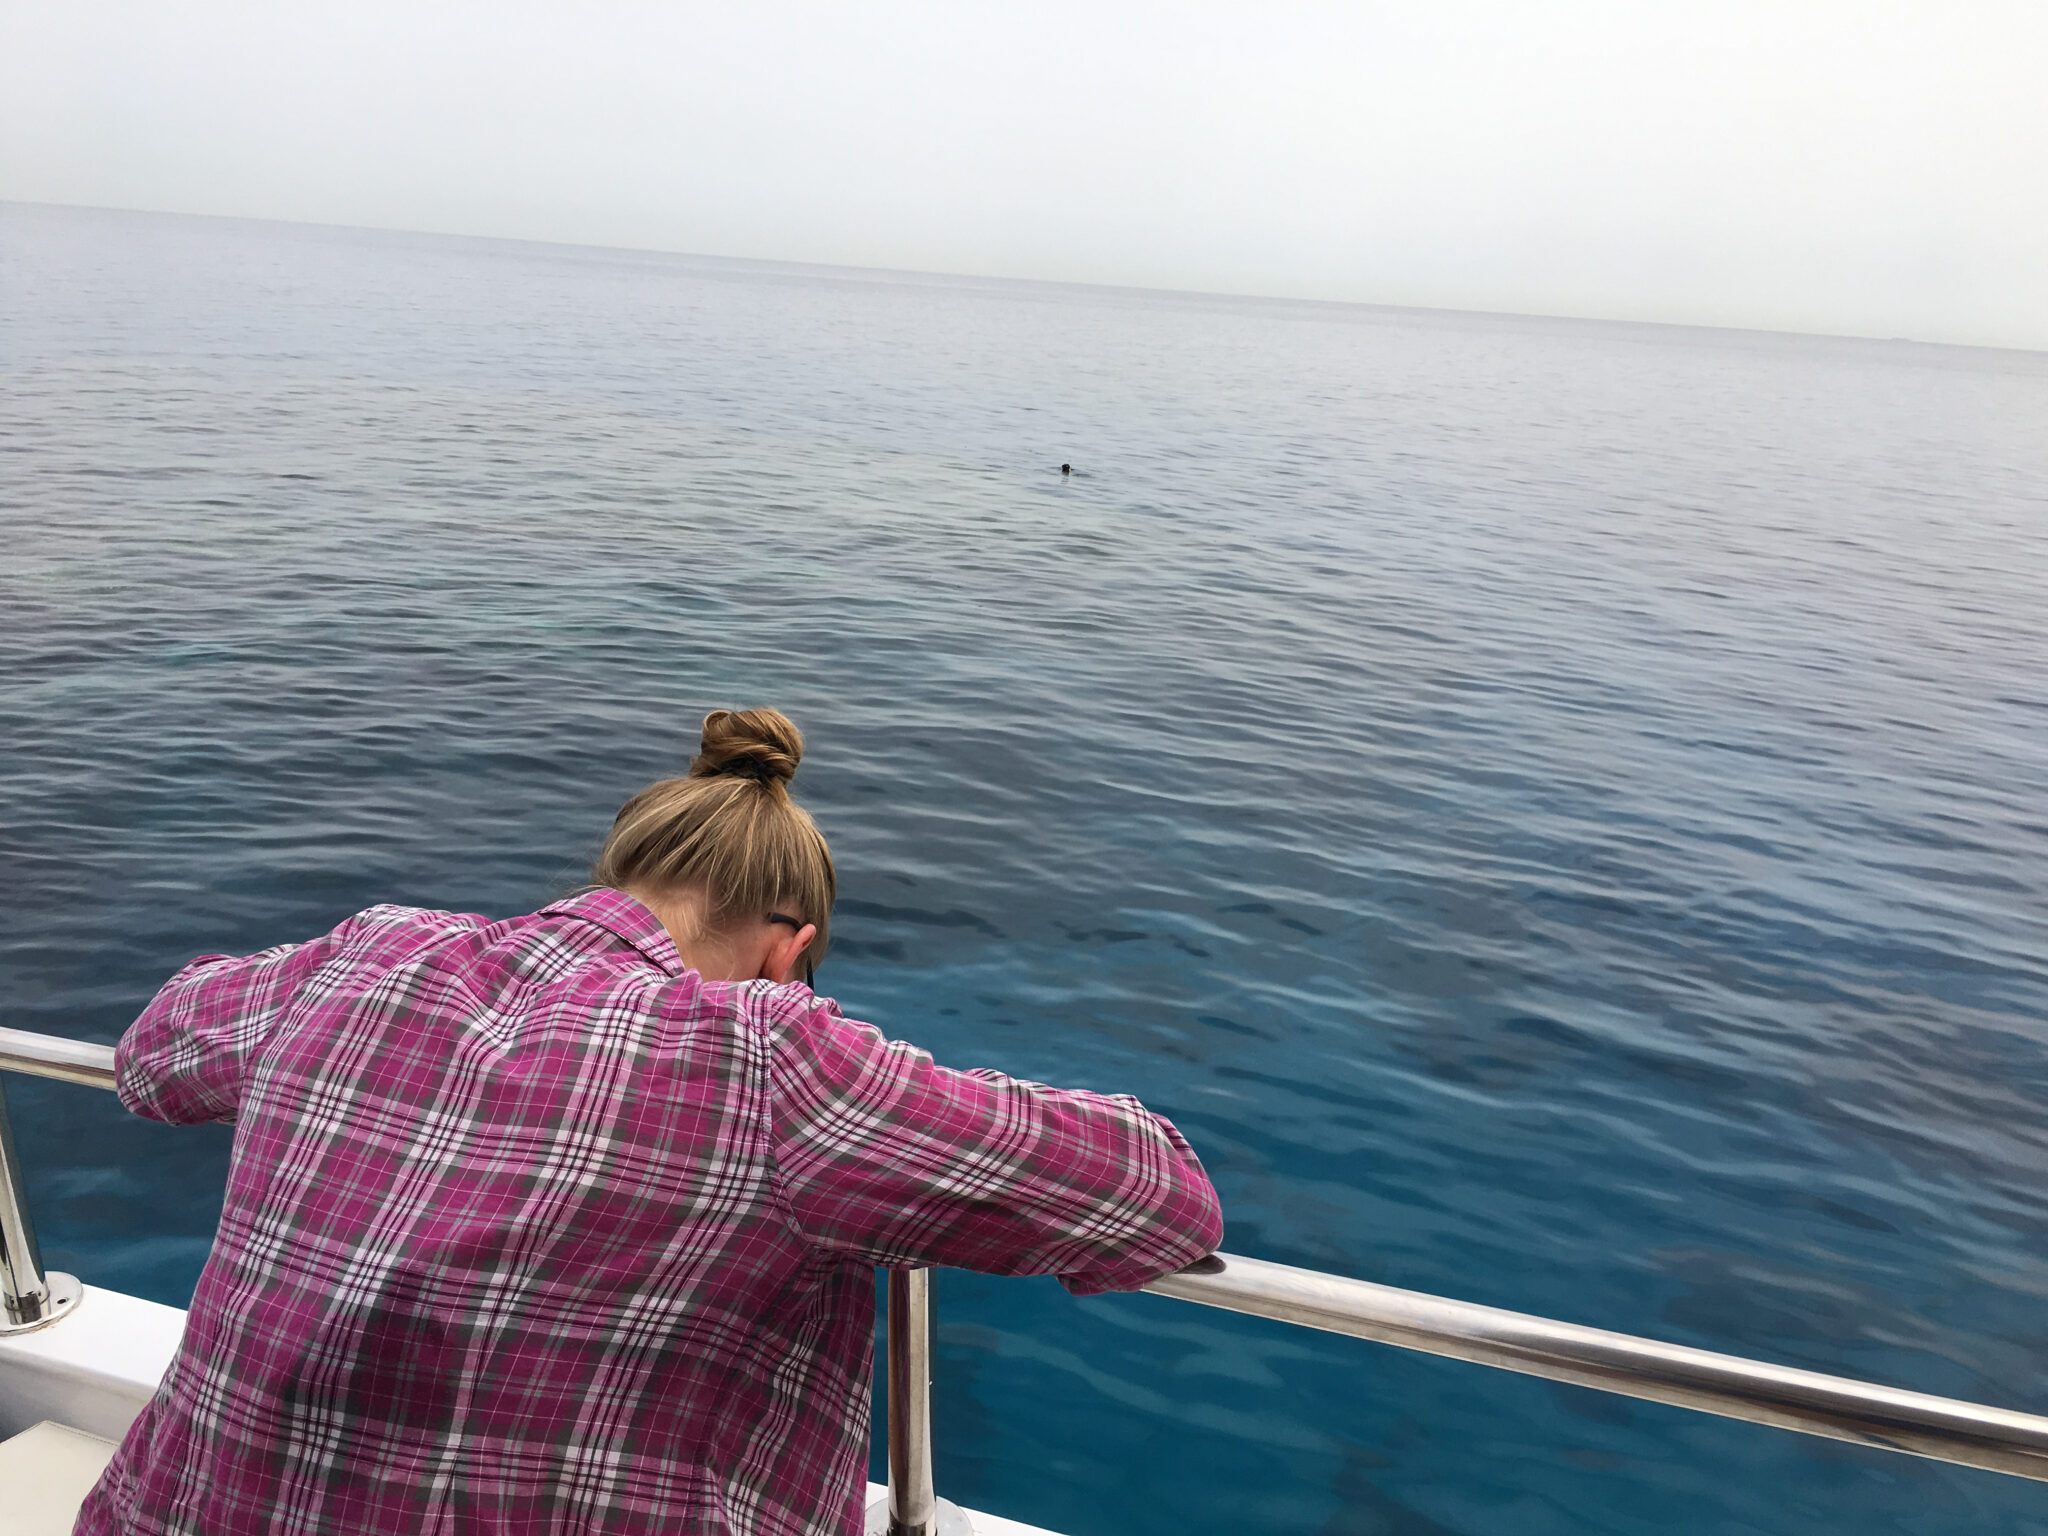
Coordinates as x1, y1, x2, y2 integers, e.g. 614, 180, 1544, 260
591, 708, 835, 972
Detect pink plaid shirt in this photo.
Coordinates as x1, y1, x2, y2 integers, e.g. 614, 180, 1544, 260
79, 890, 1221, 1536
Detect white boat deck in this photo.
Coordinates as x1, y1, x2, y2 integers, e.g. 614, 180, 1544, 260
0, 1283, 1058, 1536
0, 1420, 118, 1536
0, 1286, 186, 1444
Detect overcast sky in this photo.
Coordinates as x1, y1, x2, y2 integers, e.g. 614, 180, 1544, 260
4, 0, 2043, 348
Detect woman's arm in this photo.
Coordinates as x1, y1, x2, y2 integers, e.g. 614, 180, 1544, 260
117, 917, 364, 1125
761, 988, 1223, 1294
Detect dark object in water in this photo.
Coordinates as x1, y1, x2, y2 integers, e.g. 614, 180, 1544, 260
1060, 463, 1072, 475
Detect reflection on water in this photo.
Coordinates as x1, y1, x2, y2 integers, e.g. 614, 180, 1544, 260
3, 202, 2046, 1535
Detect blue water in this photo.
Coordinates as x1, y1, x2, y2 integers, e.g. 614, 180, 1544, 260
4, 201, 2047, 1535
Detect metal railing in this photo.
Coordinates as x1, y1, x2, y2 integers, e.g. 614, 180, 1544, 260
0, 1030, 117, 1092
4, 1023, 2047, 1530
0, 1029, 99, 1333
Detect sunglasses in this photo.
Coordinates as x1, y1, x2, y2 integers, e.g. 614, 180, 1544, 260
766, 913, 816, 988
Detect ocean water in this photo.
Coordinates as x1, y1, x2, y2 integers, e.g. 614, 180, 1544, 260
3, 201, 2047, 1535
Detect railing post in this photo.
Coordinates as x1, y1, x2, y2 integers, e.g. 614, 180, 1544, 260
870, 1268, 970, 1536
0, 1077, 82, 1335
886, 1267, 936, 1536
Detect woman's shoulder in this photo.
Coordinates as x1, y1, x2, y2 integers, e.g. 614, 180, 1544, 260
336, 902, 493, 945
722, 979, 865, 1039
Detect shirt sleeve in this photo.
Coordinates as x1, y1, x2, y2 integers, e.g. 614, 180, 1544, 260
115, 912, 371, 1125
759, 987, 1224, 1295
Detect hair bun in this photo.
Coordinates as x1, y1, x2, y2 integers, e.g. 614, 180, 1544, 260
690, 708, 804, 787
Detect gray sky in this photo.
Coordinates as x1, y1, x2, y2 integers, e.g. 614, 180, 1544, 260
5, 0, 2044, 348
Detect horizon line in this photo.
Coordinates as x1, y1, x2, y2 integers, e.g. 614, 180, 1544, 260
7, 196, 2043, 360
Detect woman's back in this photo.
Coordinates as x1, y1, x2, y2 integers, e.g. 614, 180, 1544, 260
79, 888, 1220, 1536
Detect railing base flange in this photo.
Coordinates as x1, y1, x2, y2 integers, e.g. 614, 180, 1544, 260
1, 1270, 83, 1336
865, 1495, 972, 1536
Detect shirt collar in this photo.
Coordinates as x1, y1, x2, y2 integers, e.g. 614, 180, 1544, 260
537, 888, 684, 977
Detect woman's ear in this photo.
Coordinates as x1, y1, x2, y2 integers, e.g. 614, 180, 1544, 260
764, 922, 818, 985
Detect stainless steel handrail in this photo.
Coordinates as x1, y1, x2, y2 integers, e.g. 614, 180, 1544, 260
5, 1025, 2047, 1487
0, 1027, 118, 1091
0, 1027, 102, 1332
885, 1268, 935, 1533
877, 1268, 969, 1536
1145, 1253, 2048, 1482
0, 1080, 58, 1329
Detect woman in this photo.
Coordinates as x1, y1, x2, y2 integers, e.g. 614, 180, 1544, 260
79, 708, 1223, 1536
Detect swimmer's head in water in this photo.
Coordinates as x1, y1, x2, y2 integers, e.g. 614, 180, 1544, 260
1060, 463, 1072, 474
